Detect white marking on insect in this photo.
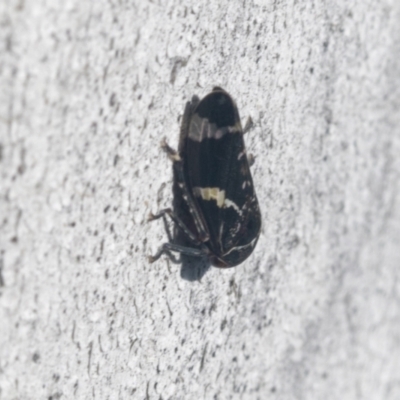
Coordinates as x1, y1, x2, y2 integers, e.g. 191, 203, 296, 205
193, 187, 225, 207
224, 198, 242, 215
241, 180, 251, 189
223, 236, 259, 256
218, 221, 225, 248
238, 150, 246, 160
189, 115, 241, 141
193, 187, 242, 215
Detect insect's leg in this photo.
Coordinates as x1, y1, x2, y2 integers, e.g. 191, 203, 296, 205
190, 95, 200, 109
160, 138, 180, 162
148, 242, 206, 264
243, 116, 254, 134
247, 153, 255, 167
242, 117, 255, 166
148, 208, 173, 242
148, 208, 202, 245
148, 243, 180, 264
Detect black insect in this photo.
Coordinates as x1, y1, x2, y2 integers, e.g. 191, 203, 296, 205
149, 87, 261, 268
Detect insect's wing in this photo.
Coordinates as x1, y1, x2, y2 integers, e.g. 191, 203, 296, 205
182, 88, 261, 266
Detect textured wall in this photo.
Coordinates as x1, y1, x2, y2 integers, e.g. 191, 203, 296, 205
1, 0, 400, 399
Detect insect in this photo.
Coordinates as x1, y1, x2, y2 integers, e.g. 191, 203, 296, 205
149, 87, 261, 268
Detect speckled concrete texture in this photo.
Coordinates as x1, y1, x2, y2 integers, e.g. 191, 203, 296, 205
1, 1, 400, 399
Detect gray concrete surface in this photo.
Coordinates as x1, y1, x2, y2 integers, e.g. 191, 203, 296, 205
1, 0, 400, 399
